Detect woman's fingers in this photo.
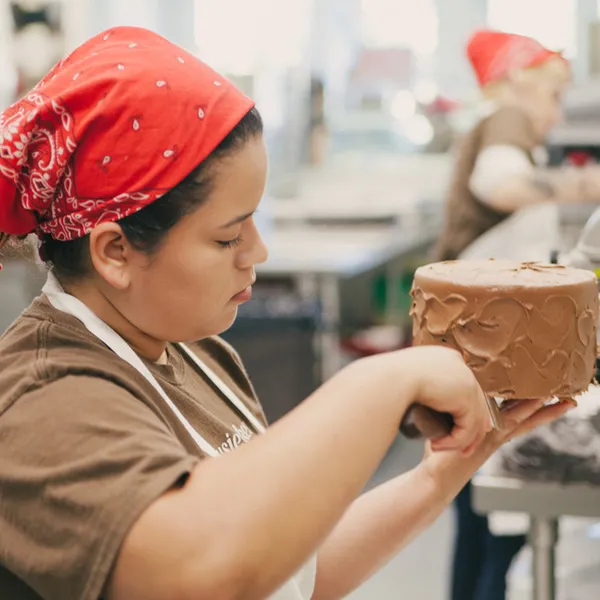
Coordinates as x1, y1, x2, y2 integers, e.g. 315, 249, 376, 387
430, 417, 487, 454
503, 399, 576, 441
499, 397, 548, 427
430, 388, 491, 454
430, 425, 475, 452
426, 396, 576, 462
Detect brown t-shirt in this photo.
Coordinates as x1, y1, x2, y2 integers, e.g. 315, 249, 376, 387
0, 296, 268, 600
434, 106, 538, 261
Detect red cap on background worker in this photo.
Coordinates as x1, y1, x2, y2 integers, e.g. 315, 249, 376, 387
467, 30, 568, 88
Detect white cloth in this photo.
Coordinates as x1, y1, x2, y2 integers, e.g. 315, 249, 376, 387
469, 144, 534, 206
42, 273, 316, 600
460, 202, 559, 263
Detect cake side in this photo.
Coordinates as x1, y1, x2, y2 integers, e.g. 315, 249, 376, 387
410, 261, 599, 399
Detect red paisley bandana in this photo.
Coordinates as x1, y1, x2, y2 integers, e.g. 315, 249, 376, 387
467, 30, 565, 88
0, 26, 254, 241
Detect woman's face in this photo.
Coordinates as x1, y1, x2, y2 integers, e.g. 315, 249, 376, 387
105, 136, 269, 343
527, 79, 565, 139
514, 62, 569, 140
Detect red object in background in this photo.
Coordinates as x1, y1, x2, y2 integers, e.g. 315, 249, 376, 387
565, 151, 595, 167
341, 325, 413, 358
350, 48, 415, 89
426, 96, 460, 115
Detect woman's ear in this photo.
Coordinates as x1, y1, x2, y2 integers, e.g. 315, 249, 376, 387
88, 222, 136, 290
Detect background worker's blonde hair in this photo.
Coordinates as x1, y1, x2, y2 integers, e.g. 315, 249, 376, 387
481, 55, 571, 100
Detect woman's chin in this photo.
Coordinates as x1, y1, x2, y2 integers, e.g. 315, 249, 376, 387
220, 307, 239, 333
207, 307, 239, 338
171, 307, 240, 342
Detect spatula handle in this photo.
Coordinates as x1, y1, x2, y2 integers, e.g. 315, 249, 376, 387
399, 404, 454, 440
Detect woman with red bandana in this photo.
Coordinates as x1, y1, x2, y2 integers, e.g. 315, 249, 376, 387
0, 28, 570, 600
435, 30, 600, 262
435, 30, 600, 600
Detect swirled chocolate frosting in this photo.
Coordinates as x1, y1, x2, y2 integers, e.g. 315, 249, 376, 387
410, 260, 599, 399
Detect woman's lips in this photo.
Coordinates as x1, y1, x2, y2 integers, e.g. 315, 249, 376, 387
231, 285, 253, 303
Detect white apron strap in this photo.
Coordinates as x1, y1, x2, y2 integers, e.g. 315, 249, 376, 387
178, 343, 266, 435
42, 274, 220, 457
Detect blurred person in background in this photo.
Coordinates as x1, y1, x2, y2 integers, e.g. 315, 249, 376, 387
435, 30, 600, 263
435, 30, 600, 600
0, 26, 571, 600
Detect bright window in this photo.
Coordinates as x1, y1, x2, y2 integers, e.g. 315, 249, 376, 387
194, 0, 313, 74
487, 0, 577, 57
360, 0, 438, 55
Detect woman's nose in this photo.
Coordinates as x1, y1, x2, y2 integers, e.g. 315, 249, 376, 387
252, 230, 269, 265
237, 220, 268, 269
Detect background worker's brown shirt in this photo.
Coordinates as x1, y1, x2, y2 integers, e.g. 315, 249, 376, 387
434, 106, 538, 261
0, 295, 268, 600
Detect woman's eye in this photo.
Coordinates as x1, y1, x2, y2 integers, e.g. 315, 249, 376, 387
217, 235, 243, 249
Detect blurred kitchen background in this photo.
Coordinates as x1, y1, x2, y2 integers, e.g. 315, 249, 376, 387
3, 1, 600, 599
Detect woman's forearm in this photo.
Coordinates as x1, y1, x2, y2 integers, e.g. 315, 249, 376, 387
185, 355, 420, 598
488, 166, 597, 212
311, 464, 440, 600
311, 438, 498, 600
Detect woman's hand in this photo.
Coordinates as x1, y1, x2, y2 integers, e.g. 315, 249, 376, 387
492, 396, 576, 444
398, 346, 492, 454
421, 396, 576, 490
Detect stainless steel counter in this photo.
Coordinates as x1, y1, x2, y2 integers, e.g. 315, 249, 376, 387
473, 475, 600, 600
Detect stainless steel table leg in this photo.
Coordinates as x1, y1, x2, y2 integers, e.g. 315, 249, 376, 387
530, 517, 558, 600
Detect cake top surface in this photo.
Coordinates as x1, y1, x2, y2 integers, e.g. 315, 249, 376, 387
415, 260, 597, 289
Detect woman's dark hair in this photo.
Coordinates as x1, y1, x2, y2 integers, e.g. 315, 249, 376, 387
40, 107, 263, 280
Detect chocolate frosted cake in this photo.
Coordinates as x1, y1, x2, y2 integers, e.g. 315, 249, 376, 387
410, 261, 599, 399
